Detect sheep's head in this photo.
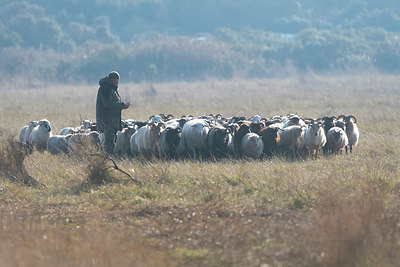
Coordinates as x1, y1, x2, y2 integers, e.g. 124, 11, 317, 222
335, 120, 346, 131
310, 122, 323, 137
39, 119, 51, 132
28, 121, 39, 129
333, 129, 345, 142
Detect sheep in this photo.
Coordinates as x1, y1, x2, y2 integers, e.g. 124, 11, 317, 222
321, 116, 338, 155
133, 123, 164, 157
277, 125, 304, 158
148, 115, 163, 124
47, 134, 72, 154
283, 114, 305, 128
80, 120, 93, 130
68, 131, 101, 152
240, 133, 264, 159
304, 120, 327, 159
233, 122, 251, 157
322, 116, 337, 134
178, 119, 210, 159
249, 122, 265, 135
114, 126, 136, 156
250, 115, 262, 123
344, 115, 359, 153
157, 126, 182, 159
28, 119, 53, 151
129, 131, 139, 156
207, 125, 234, 159
325, 127, 349, 155
258, 126, 280, 157
165, 118, 188, 129
59, 127, 78, 135
19, 121, 38, 144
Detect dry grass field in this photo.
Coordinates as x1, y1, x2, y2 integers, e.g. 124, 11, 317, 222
1, 73, 400, 266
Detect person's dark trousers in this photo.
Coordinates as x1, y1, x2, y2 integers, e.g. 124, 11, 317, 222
103, 127, 118, 154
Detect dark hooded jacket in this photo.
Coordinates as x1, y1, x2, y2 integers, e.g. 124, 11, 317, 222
96, 77, 125, 133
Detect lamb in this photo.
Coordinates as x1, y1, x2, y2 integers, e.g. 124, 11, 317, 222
114, 126, 136, 156
47, 134, 72, 154
304, 120, 327, 159
240, 133, 264, 159
28, 119, 53, 151
19, 121, 38, 144
178, 119, 210, 159
325, 127, 349, 155
344, 115, 359, 153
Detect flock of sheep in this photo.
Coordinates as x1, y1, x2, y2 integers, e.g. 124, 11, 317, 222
18, 113, 359, 160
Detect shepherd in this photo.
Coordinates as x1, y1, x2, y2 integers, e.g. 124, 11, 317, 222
96, 71, 130, 154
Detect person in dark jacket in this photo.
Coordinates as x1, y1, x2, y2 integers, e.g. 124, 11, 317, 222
96, 71, 129, 154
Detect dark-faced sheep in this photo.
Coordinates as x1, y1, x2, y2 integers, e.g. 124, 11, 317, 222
207, 125, 234, 159
258, 126, 280, 157
325, 127, 348, 155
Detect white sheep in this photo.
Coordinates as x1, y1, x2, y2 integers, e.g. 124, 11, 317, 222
304, 120, 327, 159
19, 121, 38, 144
325, 127, 349, 155
240, 133, 264, 159
344, 115, 359, 154
28, 119, 53, 151
47, 134, 72, 154
129, 131, 139, 156
114, 126, 136, 156
133, 123, 164, 157
178, 119, 210, 159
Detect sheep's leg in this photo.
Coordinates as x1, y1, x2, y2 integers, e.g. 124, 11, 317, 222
345, 145, 348, 154
192, 148, 197, 160
350, 145, 353, 153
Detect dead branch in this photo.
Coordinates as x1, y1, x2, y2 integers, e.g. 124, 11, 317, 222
90, 153, 141, 185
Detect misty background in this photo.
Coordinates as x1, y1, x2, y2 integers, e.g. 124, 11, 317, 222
1, 0, 400, 86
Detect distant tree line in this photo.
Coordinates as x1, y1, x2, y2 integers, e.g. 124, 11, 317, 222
0, 1, 400, 84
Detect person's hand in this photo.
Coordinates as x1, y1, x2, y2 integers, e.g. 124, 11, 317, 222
123, 102, 130, 109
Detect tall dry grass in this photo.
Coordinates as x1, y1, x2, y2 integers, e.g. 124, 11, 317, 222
1, 73, 400, 266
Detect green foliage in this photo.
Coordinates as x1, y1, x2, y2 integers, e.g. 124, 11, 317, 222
2, 1, 400, 83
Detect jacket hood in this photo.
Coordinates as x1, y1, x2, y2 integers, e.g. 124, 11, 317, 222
99, 76, 113, 86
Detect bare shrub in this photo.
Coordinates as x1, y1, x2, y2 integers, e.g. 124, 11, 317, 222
84, 153, 139, 187
0, 133, 42, 187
